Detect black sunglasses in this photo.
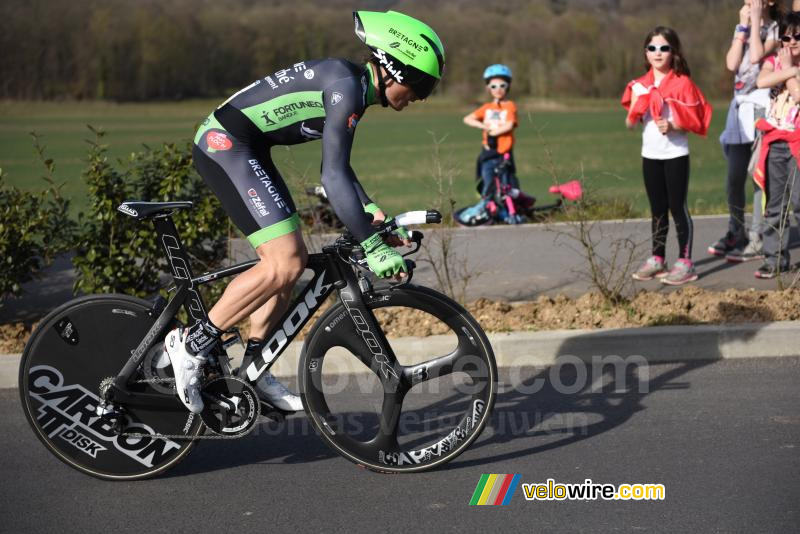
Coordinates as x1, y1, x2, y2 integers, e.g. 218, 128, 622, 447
780, 33, 800, 42
646, 44, 672, 53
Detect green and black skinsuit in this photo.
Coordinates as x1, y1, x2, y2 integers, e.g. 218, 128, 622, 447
193, 58, 379, 248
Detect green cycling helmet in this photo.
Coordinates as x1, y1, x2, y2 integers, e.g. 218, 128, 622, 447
354, 10, 445, 100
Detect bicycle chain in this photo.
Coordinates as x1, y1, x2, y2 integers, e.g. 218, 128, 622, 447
115, 377, 265, 441
120, 429, 244, 441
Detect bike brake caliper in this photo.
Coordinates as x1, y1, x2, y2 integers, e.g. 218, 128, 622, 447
358, 271, 373, 294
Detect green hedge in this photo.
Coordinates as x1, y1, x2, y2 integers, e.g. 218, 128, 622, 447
0, 128, 230, 309
73, 127, 229, 298
0, 134, 75, 302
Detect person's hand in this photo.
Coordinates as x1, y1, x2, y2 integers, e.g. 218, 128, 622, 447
361, 234, 408, 280
739, 3, 751, 26
369, 207, 387, 225
779, 46, 793, 70
655, 117, 670, 135
365, 204, 411, 248
750, 0, 762, 27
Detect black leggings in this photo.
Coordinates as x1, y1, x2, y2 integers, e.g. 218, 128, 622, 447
642, 156, 693, 260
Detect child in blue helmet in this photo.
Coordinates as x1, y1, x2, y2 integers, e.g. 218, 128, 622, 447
460, 64, 520, 223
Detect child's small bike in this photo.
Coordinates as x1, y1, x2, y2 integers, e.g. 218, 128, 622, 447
456, 153, 583, 226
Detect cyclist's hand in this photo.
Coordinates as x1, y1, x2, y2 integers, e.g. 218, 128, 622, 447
390, 222, 411, 245
361, 234, 408, 279
364, 203, 411, 247
365, 202, 387, 224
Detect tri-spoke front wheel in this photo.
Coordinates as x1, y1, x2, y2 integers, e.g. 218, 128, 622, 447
299, 285, 496, 473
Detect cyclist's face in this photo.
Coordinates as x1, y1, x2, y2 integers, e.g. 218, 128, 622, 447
385, 80, 419, 111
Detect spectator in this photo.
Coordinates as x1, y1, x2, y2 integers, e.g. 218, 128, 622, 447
713, 0, 783, 263
752, 11, 800, 278
460, 64, 518, 220
622, 26, 712, 286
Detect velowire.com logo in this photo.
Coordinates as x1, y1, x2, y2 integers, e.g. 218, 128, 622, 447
469, 474, 521, 505
471, 475, 667, 504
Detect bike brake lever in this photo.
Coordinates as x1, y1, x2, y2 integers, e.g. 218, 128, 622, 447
402, 231, 423, 258
403, 260, 415, 284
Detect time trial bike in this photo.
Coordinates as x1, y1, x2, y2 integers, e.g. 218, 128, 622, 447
19, 200, 497, 479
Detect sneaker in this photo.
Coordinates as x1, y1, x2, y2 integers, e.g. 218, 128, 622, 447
754, 263, 781, 279
632, 256, 668, 281
255, 372, 303, 412
707, 232, 737, 257
726, 238, 764, 263
164, 328, 206, 414
661, 258, 699, 286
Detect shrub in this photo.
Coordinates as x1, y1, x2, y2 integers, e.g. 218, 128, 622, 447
72, 127, 230, 299
0, 135, 75, 306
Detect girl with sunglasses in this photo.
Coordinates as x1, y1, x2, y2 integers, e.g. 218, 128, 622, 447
713, 0, 784, 263
622, 27, 712, 286
751, 11, 800, 278
461, 64, 520, 221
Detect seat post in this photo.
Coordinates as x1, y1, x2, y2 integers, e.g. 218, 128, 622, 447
152, 214, 209, 324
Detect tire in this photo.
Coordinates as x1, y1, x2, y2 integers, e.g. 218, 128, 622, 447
19, 294, 203, 480
299, 285, 497, 473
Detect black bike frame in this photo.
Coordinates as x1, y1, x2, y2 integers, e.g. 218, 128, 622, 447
108, 212, 401, 403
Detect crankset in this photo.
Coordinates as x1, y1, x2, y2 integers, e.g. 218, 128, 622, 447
200, 376, 260, 437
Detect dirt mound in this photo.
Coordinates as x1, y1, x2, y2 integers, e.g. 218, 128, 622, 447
3, 287, 799, 353
466, 287, 800, 334
0, 322, 30, 354
393, 287, 800, 337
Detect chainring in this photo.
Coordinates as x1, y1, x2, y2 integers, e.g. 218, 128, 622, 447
200, 377, 260, 437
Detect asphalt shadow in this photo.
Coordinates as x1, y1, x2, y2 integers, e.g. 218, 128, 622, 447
446, 318, 773, 470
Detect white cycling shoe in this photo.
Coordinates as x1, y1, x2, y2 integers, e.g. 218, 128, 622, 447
164, 328, 206, 414
255, 372, 303, 412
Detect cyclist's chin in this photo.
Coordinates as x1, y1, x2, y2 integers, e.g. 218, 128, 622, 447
388, 99, 410, 111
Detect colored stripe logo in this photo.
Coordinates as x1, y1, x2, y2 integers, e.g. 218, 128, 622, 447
469, 474, 521, 505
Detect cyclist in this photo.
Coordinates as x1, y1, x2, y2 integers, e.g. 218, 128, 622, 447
459, 64, 520, 223
164, 10, 446, 414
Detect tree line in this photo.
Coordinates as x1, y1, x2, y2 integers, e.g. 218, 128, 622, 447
1, 0, 745, 101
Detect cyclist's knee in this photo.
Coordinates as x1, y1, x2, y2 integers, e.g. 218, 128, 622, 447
281, 251, 306, 285
253, 234, 306, 288
285, 236, 308, 280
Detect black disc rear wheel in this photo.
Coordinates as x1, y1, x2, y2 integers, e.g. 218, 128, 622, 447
300, 285, 497, 473
19, 294, 203, 480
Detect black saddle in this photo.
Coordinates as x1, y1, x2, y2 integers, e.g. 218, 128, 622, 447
117, 201, 193, 220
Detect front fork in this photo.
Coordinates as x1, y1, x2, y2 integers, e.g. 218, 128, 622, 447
336, 265, 405, 394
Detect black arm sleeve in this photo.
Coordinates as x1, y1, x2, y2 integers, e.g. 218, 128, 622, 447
320, 77, 375, 242
352, 180, 373, 207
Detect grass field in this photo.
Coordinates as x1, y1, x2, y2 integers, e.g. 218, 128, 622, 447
0, 99, 734, 217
